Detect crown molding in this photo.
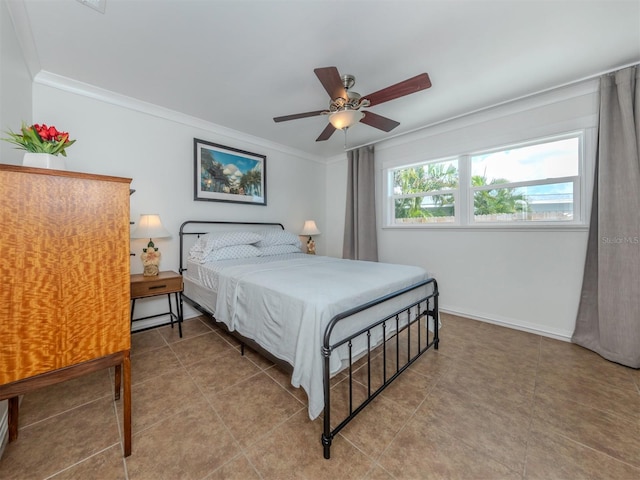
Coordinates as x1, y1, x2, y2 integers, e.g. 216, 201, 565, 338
33, 70, 326, 164
375, 77, 600, 154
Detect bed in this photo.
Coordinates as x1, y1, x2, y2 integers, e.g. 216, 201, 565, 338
179, 220, 439, 458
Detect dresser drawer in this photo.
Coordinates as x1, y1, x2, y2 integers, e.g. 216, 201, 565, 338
130, 271, 183, 299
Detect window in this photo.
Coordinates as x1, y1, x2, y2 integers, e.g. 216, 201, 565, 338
386, 132, 584, 227
391, 159, 458, 224
470, 136, 580, 223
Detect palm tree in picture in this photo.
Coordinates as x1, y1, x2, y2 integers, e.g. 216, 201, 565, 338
240, 168, 262, 197
205, 161, 230, 192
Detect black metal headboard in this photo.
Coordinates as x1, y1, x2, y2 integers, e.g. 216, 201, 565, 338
178, 220, 285, 274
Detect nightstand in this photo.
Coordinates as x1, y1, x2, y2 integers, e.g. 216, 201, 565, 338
130, 270, 184, 337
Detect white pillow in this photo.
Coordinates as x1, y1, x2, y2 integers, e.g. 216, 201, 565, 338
204, 244, 261, 262
192, 231, 262, 254
256, 230, 301, 248
258, 244, 302, 256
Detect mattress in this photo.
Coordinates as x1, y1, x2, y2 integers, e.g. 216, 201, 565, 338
183, 253, 433, 419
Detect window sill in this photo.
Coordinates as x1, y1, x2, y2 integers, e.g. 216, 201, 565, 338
382, 223, 589, 233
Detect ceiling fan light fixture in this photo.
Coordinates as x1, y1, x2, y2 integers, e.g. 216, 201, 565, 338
329, 109, 364, 130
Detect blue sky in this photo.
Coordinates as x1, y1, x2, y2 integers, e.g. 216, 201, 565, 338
471, 137, 579, 183
208, 149, 260, 173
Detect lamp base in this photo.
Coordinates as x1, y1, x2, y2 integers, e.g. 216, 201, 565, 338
141, 245, 161, 276
307, 237, 316, 255
143, 264, 159, 276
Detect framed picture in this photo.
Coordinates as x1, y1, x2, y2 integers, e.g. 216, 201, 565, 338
194, 138, 267, 205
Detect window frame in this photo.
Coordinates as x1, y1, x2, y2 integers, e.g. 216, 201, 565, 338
383, 130, 590, 230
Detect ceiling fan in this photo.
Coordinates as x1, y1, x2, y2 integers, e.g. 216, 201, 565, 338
273, 66, 432, 142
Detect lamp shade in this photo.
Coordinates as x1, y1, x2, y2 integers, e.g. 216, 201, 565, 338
131, 214, 170, 239
328, 109, 364, 130
300, 220, 321, 236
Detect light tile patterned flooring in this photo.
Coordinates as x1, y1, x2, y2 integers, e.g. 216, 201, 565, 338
1, 313, 639, 479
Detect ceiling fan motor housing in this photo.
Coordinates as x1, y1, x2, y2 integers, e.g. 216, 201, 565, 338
330, 76, 370, 112
329, 97, 370, 112
330, 74, 370, 112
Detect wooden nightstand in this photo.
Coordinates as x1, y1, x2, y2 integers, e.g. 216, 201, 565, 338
130, 270, 184, 337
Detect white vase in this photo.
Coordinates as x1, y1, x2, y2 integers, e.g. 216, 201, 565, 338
23, 152, 66, 170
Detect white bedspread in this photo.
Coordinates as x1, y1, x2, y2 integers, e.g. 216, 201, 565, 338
189, 254, 432, 419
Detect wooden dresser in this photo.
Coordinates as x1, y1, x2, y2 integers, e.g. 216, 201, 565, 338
0, 164, 132, 456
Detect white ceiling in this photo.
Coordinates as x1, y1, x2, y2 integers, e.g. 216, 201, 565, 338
10, 0, 640, 159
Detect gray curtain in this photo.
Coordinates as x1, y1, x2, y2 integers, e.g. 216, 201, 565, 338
343, 145, 378, 261
572, 66, 640, 368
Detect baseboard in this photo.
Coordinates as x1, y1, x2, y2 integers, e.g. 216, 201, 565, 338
131, 302, 204, 333
439, 306, 573, 342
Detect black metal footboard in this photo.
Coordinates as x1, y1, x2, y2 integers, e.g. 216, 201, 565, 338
321, 278, 439, 459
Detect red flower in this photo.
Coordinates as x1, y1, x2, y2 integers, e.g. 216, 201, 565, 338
32, 124, 69, 143
34, 124, 49, 140
3, 121, 76, 156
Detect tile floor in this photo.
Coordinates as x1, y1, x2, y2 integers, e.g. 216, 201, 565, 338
1, 313, 639, 479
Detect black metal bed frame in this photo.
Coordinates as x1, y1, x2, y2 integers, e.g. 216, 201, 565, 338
178, 220, 439, 459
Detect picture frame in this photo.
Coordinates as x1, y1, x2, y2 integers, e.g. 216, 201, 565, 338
194, 138, 267, 205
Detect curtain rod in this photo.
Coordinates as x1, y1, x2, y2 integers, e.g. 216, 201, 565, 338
346, 60, 640, 153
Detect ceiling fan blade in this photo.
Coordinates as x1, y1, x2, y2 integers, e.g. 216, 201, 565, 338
363, 73, 432, 107
360, 111, 400, 132
273, 110, 326, 122
314, 67, 347, 100
316, 123, 336, 141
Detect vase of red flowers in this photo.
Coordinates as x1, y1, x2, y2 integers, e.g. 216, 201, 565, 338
2, 122, 76, 170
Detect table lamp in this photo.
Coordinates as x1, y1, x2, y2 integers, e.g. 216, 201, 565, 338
300, 220, 321, 254
131, 214, 171, 276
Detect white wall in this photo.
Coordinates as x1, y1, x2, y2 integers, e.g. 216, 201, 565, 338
326, 80, 599, 340
31, 79, 326, 327
0, 0, 32, 164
